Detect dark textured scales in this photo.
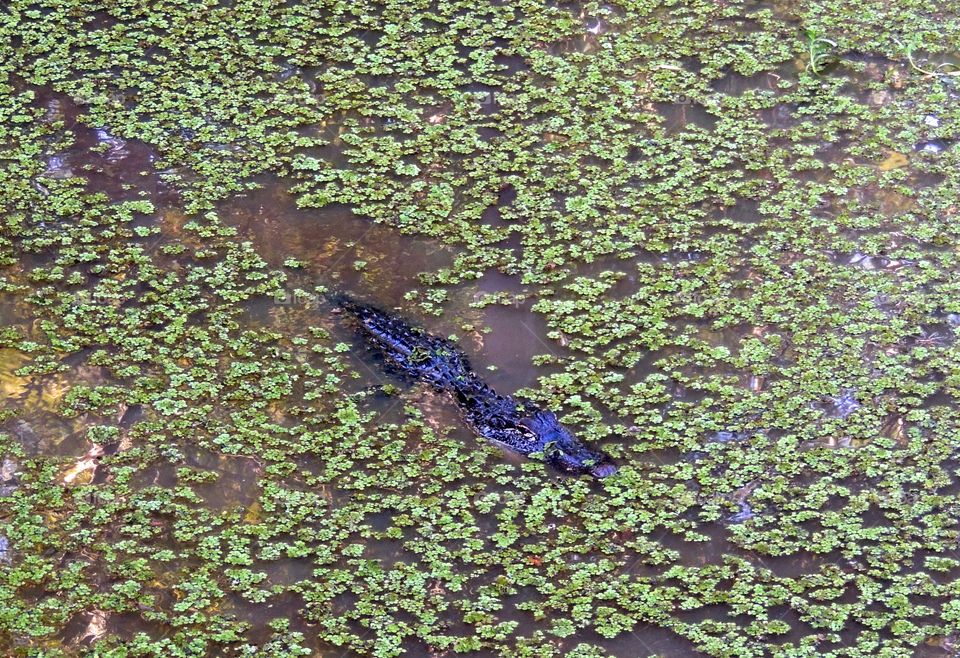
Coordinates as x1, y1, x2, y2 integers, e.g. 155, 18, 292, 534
334, 295, 617, 478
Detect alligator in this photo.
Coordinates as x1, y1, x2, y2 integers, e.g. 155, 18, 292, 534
333, 295, 617, 478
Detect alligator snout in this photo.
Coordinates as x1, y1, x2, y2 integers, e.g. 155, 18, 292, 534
546, 445, 617, 479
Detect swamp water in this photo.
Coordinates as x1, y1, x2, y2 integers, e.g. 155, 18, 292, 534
3, 2, 960, 657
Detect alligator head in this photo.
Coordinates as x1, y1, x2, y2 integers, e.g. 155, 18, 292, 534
521, 410, 617, 478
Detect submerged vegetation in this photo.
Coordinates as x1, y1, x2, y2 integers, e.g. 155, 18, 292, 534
1, 0, 960, 656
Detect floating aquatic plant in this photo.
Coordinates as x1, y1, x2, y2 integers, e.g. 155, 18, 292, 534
1, 1, 960, 656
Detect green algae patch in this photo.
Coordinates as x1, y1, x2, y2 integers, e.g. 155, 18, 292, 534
2, 1, 960, 657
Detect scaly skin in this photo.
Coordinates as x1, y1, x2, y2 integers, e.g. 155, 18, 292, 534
334, 295, 617, 478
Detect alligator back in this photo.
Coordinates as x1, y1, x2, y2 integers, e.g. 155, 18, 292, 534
332, 294, 617, 478
333, 295, 474, 390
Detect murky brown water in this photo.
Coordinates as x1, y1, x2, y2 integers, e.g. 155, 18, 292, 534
0, 112, 833, 656
4, 13, 958, 650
